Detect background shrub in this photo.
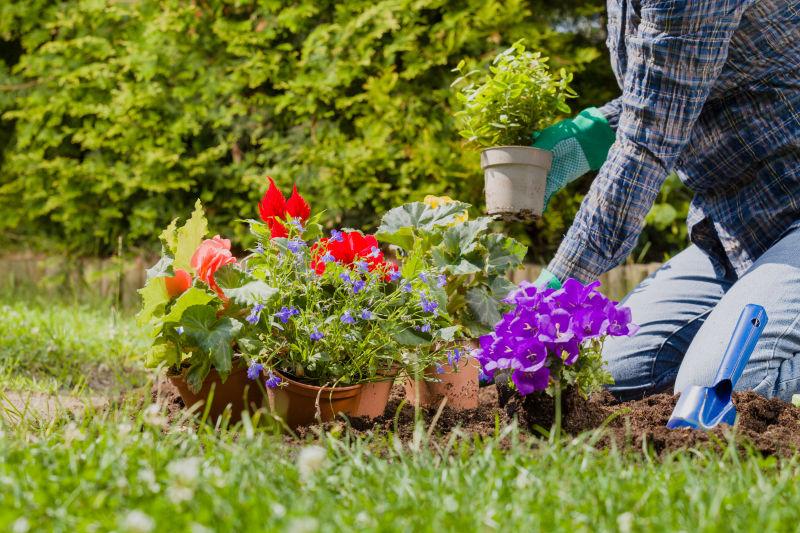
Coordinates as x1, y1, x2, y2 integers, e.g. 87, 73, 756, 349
0, 0, 689, 261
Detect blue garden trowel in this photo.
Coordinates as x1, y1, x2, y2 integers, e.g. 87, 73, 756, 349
667, 304, 768, 430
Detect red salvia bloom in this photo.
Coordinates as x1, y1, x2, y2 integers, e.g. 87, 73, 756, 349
258, 177, 310, 238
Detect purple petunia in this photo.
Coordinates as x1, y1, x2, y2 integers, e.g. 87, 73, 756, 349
310, 326, 324, 341
265, 371, 281, 389
275, 306, 300, 323
247, 362, 263, 381
341, 310, 356, 325
476, 278, 639, 396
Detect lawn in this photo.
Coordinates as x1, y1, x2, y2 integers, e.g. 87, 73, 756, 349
2, 293, 800, 532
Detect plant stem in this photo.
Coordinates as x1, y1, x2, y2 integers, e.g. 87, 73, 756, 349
551, 377, 562, 444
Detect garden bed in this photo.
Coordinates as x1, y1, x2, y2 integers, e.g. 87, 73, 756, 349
154, 379, 800, 456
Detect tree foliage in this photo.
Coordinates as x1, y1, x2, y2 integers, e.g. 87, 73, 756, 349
0, 0, 687, 262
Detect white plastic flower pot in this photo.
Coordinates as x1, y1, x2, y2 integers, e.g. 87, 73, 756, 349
481, 146, 553, 220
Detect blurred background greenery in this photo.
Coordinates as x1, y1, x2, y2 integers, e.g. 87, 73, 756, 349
0, 0, 690, 263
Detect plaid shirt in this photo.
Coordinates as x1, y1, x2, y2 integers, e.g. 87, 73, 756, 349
548, 0, 800, 283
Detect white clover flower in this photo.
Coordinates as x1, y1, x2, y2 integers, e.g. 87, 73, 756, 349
286, 517, 318, 533
11, 517, 30, 533
297, 445, 327, 481
120, 510, 154, 533
63, 422, 85, 444
617, 512, 634, 533
167, 457, 201, 486
143, 404, 167, 427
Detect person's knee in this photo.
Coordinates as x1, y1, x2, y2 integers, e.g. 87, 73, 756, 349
602, 334, 678, 401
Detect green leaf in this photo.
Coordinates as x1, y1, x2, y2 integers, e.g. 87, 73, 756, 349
489, 276, 517, 301
215, 265, 279, 307
144, 342, 180, 368
376, 202, 471, 250
145, 255, 174, 281
159, 218, 179, 254
434, 326, 460, 342
163, 287, 215, 324
466, 287, 502, 330
392, 327, 431, 346
400, 242, 426, 279
483, 234, 526, 276
174, 200, 208, 274
137, 277, 169, 325
185, 357, 212, 394
181, 306, 243, 379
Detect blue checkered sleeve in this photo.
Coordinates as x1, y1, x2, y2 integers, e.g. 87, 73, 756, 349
548, 1, 752, 283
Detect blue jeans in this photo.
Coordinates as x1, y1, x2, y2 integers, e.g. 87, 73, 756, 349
603, 226, 800, 402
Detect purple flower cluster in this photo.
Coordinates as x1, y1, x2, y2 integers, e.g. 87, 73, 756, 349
477, 278, 638, 396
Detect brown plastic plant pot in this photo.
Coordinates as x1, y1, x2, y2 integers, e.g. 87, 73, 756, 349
168, 362, 265, 423
266, 371, 363, 429
481, 145, 553, 220
404, 355, 480, 411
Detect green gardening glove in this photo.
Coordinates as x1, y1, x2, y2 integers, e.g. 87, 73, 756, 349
534, 268, 562, 290
532, 107, 616, 209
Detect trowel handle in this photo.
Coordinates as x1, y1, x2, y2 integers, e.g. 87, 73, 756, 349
713, 304, 768, 387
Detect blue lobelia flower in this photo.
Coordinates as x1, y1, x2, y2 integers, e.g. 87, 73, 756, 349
310, 326, 324, 341
330, 229, 344, 242
356, 260, 370, 272
287, 239, 306, 254
175, 326, 184, 335
389, 270, 401, 282
360, 309, 373, 320
341, 310, 356, 325
246, 303, 265, 325
419, 294, 439, 315
289, 218, 304, 232
247, 362, 263, 381
447, 348, 462, 366
419, 272, 429, 283
339, 272, 352, 284
275, 306, 300, 324
255, 242, 264, 254
369, 246, 381, 258
435, 364, 445, 375
437, 274, 447, 288
420, 323, 431, 333
321, 251, 335, 264
400, 281, 412, 293
352, 279, 366, 294
265, 371, 282, 389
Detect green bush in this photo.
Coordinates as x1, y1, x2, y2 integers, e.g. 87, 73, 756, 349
0, 0, 688, 262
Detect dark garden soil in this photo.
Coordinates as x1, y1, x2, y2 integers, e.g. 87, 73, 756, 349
153, 377, 800, 457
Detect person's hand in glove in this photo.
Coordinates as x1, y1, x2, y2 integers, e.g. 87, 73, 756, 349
532, 107, 616, 209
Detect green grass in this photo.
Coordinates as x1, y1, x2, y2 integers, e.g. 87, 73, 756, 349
0, 296, 148, 393
3, 292, 800, 532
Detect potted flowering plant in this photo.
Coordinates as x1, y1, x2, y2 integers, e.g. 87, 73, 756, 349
477, 278, 638, 439
234, 180, 458, 427
137, 201, 277, 421
452, 39, 576, 219
376, 196, 527, 409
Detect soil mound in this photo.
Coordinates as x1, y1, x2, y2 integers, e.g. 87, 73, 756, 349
153, 377, 800, 456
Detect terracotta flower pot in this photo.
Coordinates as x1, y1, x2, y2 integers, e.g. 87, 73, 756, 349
267, 372, 363, 429
404, 355, 480, 411
168, 362, 264, 423
481, 145, 553, 220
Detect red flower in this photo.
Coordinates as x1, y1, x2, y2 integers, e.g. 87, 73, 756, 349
258, 177, 310, 238
164, 268, 192, 298
191, 236, 236, 299
310, 230, 397, 279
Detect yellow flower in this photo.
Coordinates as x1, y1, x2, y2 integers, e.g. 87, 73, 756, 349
424, 195, 468, 224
